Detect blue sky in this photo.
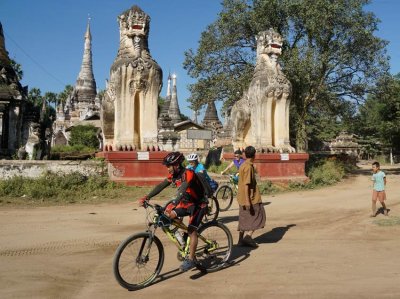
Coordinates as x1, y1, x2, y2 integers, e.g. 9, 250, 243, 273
0, 0, 399, 120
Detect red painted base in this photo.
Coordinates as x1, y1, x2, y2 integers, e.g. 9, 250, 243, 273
97, 151, 169, 186
224, 153, 309, 183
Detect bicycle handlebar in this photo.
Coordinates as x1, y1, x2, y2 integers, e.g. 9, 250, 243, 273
142, 200, 164, 213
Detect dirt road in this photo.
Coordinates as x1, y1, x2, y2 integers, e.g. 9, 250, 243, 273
1, 165, 400, 299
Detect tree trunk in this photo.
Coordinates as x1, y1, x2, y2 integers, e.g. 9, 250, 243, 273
295, 113, 308, 152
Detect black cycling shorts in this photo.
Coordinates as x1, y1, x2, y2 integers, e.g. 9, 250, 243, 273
171, 202, 208, 230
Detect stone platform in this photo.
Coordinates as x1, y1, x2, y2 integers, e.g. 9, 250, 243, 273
97, 151, 169, 186
97, 151, 309, 186
224, 152, 309, 183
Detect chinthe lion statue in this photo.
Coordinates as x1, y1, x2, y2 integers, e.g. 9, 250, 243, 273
230, 28, 295, 153
101, 5, 162, 151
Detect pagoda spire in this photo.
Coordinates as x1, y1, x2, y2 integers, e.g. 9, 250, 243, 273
168, 73, 182, 124
75, 17, 96, 103
166, 72, 172, 100
202, 100, 223, 138
0, 22, 11, 66
203, 100, 220, 123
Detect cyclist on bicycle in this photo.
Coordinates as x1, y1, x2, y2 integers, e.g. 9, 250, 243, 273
138, 151, 208, 272
186, 153, 218, 193
221, 149, 245, 184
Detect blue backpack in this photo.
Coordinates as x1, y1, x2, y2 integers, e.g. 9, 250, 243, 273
195, 172, 218, 198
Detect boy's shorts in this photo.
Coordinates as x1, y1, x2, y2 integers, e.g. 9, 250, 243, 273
372, 190, 386, 202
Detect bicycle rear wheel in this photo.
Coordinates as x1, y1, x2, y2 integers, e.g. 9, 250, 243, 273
113, 232, 164, 290
195, 221, 232, 273
202, 196, 219, 223
216, 185, 234, 211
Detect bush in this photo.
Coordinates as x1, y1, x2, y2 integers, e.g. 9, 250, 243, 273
69, 125, 99, 149
207, 161, 230, 174
50, 145, 97, 160
0, 176, 26, 197
51, 144, 95, 153
259, 180, 280, 194
308, 159, 345, 186
287, 180, 311, 190
271, 155, 354, 192
0, 172, 126, 201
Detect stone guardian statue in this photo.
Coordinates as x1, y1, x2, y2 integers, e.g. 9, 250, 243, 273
101, 5, 162, 151
230, 28, 295, 153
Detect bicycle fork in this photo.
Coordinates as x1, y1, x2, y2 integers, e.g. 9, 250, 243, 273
136, 232, 155, 265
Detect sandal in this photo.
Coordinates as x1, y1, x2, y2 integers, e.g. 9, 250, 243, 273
242, 235, 259, 248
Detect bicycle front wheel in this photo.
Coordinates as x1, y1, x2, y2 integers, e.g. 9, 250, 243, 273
113, 232, 164, 291
195, 221, 233, 273
216, 185, 234, 211
202, 196, 219, 224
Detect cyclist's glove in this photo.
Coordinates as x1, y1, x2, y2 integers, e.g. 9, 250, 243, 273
138, 195, 148, 206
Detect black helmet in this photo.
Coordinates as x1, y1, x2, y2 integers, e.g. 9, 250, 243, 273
163, 151, 184, 166
234, 149, 242, 155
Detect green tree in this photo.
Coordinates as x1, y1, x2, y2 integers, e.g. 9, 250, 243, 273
307, 99, 357, 150
354, 74, 400, 154
10, 58, 23, 81
43, 92, 58, 107
69, 125, 100, 149
184, 0, 389, 151
57, 85, 74, 106
27, 88, 43, 105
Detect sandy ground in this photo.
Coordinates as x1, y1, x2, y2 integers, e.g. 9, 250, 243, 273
1, 164, 400, 299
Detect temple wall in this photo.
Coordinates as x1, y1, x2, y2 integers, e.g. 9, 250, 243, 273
176, 130, 206, 150
0, 160, 104, 179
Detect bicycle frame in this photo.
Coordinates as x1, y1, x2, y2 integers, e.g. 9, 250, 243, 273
162, 219, 191, 256
144, 203, 190, 259
229, 175, 239, 192
145, 202, 218, 260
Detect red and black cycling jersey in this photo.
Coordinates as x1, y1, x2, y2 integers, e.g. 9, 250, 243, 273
146, 167, 204, 203
168, 168, 203, 202
146, 167, 207, 229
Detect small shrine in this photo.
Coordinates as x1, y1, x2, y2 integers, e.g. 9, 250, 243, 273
329, 131, 360, 156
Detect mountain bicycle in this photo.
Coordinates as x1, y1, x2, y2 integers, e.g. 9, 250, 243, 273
215, 174, 238, 211
113, 200, 233, 291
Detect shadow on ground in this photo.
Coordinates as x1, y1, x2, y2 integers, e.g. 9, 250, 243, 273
254, 224, 296, 244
